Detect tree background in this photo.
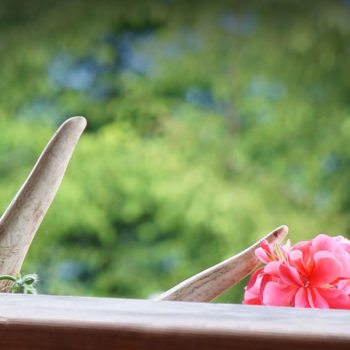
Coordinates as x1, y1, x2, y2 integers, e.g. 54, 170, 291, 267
0, 0, 349, 302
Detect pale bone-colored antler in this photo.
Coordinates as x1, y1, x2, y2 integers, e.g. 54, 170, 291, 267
0, 117, 86, 289
156, 225, 288, 302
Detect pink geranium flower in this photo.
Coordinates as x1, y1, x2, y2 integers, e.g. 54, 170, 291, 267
243, 234, 350, 309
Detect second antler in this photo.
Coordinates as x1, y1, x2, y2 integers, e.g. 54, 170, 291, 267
156, 225, 288, 302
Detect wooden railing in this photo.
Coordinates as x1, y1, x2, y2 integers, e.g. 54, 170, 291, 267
0, 118, 349, 349
5, 117, 350, 350
0, 293, 348, 349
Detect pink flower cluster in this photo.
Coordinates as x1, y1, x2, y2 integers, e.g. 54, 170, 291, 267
243, 234, 350, 309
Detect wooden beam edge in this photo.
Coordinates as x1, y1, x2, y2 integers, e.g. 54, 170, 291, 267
0, 294, 348, 349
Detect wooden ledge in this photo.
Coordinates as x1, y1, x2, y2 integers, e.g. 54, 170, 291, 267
0, 293, 348, 349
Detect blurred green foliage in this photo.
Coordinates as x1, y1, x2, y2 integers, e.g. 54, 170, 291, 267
1, 0, 350, 302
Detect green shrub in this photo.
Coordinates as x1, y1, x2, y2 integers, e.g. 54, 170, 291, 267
0, 0, 349, 302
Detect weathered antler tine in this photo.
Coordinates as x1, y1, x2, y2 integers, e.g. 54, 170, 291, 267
156, 225, 288, 302
0, 117, 86, 286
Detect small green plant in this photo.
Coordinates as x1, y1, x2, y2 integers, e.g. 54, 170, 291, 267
0, 273, 39, 294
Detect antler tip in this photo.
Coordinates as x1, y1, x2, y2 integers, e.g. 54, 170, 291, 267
62, 116, 87, 130
279, 224, 289, 233
261, 225, 289, 247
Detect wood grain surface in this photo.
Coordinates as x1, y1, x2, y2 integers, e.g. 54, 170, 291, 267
0, 293, 348, 349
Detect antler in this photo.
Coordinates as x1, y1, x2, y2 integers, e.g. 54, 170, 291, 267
0, 117, 86, 289
156, 225, 288, 302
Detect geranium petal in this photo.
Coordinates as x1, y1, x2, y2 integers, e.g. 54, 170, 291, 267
292, 240, 313, 269
289, 250, 307, 275
310, 251, 343, 286
337, 279, 350, 293
279, 263, 302, 287
333, 252, 350, 278
243, 285, 262, 305
312, 234, 337, 254
307, 288, 329, 309
260, 240, 272, 255
243, 295, 261, 305
262, 282, 297, 306
255, 247, 271, 264
294, 288, 310, 308
246, 268, 264, 290
317, 288, 350, 309
337, 236, 350, 255
259, 273, 275, 302
264, 261, 280, 276
243, 268, 265, 305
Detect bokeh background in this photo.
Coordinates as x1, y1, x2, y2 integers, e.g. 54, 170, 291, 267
1, 0, 350, 302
